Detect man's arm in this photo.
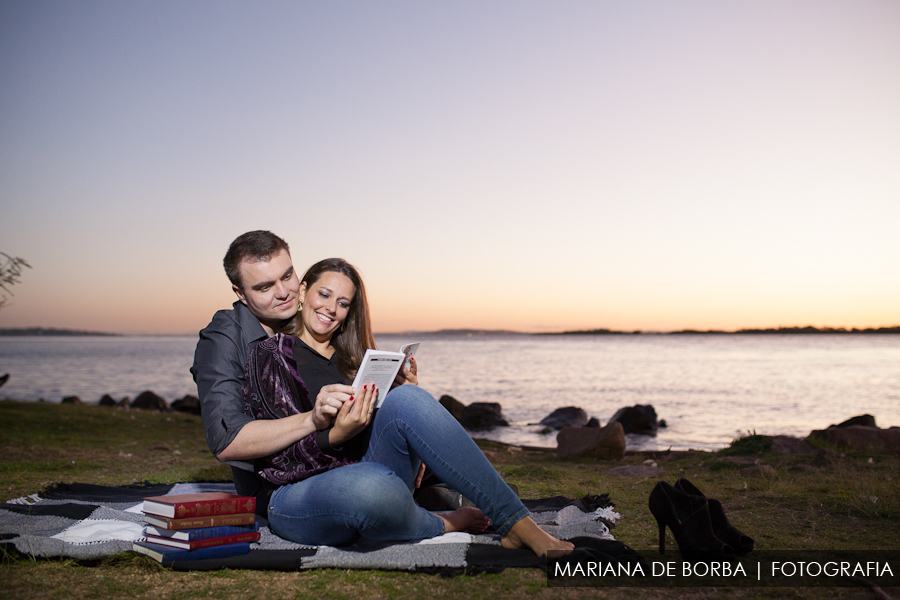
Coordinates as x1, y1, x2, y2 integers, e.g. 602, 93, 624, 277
217, 414, 318, 461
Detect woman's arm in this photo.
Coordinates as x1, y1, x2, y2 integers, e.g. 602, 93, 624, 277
328, 383, 379, 447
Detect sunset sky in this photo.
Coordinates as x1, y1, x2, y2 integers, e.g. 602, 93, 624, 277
1, 1, 898, 335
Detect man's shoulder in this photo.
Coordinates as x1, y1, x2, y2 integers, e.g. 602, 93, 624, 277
200, 302, 261, 337
202, 305, 242, 331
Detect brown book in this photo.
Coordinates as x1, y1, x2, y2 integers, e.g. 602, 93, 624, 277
142, 493, 255, 519
144, 530, 261, 550
142, 511, 257, 530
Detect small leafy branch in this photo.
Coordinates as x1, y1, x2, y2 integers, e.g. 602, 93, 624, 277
0, 252, 31, 309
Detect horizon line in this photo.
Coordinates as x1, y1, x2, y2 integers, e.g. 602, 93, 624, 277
2, 324, 899, 338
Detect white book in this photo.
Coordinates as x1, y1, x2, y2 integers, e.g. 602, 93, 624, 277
353, 343, 419, 408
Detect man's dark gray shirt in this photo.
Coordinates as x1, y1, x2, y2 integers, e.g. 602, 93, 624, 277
191, 300, 268, 473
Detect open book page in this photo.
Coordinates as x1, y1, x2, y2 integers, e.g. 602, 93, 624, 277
352, 350, 404, 407
399, 342, 419, 369
352, 343, 422, 407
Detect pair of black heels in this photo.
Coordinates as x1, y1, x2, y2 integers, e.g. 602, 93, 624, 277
648, 478, 754, 561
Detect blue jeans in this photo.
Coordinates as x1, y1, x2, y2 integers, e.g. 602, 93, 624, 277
267, 385, 529, 546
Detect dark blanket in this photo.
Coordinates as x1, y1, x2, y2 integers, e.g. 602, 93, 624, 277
1, 482, 642, 573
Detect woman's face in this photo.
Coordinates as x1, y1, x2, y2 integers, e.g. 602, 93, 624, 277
298, 271, 356, 342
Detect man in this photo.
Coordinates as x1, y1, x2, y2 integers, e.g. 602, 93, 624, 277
191, 230, 333, 512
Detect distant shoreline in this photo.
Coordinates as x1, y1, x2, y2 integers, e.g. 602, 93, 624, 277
0, 327, 120, 337
2, 325, 898, 338
384, 326, 900, 336
538, 325, 900, 336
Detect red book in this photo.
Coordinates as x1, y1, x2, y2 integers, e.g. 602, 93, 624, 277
142, 493, 256, 519
142, 512, 257, 530
144, 530, 261, 550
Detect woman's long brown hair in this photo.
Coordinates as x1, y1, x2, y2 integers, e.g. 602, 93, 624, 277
279, 258, 376, 379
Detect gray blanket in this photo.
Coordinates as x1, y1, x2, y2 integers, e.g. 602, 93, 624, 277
1, 483, 621, 571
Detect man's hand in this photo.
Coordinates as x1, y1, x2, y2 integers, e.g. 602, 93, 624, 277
328, 384, 378, 446
313, 383, 353, 430
392, 356, 418, 387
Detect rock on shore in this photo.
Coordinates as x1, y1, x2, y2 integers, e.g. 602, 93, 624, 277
556, 422, 626, 460
131, 391, 168, 411
537, 406, 588, 430
807, 425, 900, 455
608, 404, 659, 435
460, 402, 509, 431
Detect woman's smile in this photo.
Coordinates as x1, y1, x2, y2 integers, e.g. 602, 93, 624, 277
298, 271, 356, 342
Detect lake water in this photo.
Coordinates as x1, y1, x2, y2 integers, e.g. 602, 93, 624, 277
1, 333, 898, 451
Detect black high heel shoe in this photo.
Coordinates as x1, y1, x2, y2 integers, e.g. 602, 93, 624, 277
648, 481, 734, 560
674, 478, 754, 555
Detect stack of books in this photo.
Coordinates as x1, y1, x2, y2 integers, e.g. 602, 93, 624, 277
132, 492, 259, 563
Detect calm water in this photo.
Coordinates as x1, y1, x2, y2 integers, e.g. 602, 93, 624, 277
1, 334, 898, 451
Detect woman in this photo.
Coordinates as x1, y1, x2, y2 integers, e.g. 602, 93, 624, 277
245, 258, 573, 556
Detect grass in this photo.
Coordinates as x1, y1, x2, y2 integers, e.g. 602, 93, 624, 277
1, 399, 899, 599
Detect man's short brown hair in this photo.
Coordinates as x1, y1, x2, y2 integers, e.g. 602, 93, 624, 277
223, 231, 290, 289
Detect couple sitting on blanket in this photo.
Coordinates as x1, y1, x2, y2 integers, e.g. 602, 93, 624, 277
192, 230, 573, 557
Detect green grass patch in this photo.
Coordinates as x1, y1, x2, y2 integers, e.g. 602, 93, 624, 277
1, 399, 899, 600
720, 432, 773, 455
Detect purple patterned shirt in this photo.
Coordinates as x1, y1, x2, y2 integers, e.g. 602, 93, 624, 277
243, 333, 361, 485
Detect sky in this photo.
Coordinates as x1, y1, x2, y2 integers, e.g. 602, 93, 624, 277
1, 0, 898, 335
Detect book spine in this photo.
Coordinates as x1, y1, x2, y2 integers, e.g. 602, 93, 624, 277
144, 522, 259, 540
133, 541, 251, 563
188, 531, 260, 550
162, 497, 256, 518
146, 512, 257, 529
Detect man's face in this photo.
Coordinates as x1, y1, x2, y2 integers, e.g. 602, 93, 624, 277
233, 249, 300, 330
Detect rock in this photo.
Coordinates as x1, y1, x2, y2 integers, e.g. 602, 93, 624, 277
118, 397, 130, 408
538, 406, 588, 430
608, 404, 658, 435
830, 414, 877, 429
459, 402, 508, 430
131, 390, 168, 411
556, 422, 626, 460
771, 435, 815, 454
98, 394, 117, 406
739, 464, 777, 477
439, 394, 466, 421
0, 373, 8, 389
807, 425, 900, 455
61, 396, 82, 404
171, 394, 201, 415
658, 419, 667, 428
586, 417, 601, 428
606, 464, 665, 477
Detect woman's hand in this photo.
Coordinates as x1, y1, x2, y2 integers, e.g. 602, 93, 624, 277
393, 356, 418, 387
329, 384, 378, 446
313, 383, 354, 430
415, 462, 426, 489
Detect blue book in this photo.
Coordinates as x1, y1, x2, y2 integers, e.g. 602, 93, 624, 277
132, 540, 250, 563
143, 521, 260, 541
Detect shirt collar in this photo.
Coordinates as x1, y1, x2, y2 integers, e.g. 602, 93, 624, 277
232, 300, 269, 347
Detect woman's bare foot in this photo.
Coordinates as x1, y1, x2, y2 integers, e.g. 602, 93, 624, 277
501, 516, 574, 557
435, 507, 491, 533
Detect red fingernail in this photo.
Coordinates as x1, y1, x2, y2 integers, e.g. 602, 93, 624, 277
349, 396, 354, 401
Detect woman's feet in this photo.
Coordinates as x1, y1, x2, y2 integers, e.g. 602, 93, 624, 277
501, 516, 574, 557
436, 507, 491, 534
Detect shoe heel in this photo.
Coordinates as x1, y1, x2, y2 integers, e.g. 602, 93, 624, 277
656, 517, 666, 554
